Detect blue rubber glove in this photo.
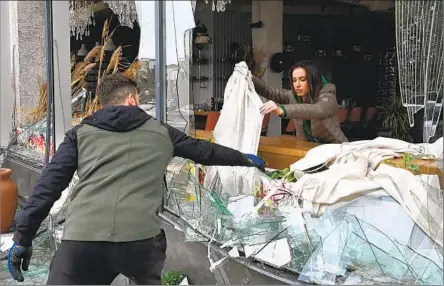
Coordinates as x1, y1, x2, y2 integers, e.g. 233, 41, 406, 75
8, 243, 33, 282
247, 154, 265, 171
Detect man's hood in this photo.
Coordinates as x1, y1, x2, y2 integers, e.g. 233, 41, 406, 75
82, 105, 152, 132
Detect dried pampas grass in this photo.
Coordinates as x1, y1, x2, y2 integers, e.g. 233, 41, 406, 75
106, 46, 122, 74
102, 19, 109, 44
84, 46, 102, 63
27, 79, 48, 123
71, 54, 76, 71
71, 62, 97, 96
30, 18, 143, 127
123, 60, 142, 81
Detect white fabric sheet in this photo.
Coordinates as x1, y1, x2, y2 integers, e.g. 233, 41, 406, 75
283, 137, 443, 247
205, 62, 264, 196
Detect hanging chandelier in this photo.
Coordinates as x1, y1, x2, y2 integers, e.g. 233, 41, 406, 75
205, 0, 232, 12
69, 0, 139, 40
103, 0, 138, 29
69, 0, 96, 40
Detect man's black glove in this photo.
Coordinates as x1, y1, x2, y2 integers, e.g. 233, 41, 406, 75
247, 154, 265, 172
8, 243, 33, 282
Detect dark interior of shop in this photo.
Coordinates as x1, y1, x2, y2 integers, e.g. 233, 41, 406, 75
279, 0, 396, 140
70, 1, 140, 62
190, 0, 400, 141
69, 0, 440, 143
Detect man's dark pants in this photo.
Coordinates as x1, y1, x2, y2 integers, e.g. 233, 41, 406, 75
46, 230, 167, 285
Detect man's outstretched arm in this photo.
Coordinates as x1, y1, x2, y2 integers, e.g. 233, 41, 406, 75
13, 128, 79, 247
165, 124, 263, 169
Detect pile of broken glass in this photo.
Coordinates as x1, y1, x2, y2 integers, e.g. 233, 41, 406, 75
164, 136, 443, 285
164, 62, 442, 284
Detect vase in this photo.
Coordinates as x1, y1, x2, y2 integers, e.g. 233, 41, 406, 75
0, 168, 18, 233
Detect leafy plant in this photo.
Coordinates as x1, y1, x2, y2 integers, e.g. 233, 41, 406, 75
402, 153, 420, 174
378, 96, 413, 142
161, 270, 185, 285
283, 170, 297, 182
383, 153, 419, 175
266, 168, 296, 182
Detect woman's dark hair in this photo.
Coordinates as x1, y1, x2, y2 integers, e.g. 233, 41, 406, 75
288, 60, 323, 101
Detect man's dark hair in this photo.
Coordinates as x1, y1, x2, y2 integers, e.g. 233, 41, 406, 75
96, 73, 139, 106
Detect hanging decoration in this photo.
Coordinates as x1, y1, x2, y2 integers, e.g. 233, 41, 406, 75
104, 0, 138, 29
395, 0, 444, 142
69, 0, 139, 40
204, 0, 232, 12
69, 0, 96, 40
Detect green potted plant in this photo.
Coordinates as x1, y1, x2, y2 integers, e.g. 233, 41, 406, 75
161, 270, 187, 285
378, 95, 413, 142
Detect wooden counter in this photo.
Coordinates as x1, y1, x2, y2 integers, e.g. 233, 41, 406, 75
193, 129, 214, 140
383, 158, 443, 188
193, 130, 443, 184
257, 136, 320, 169
387, 158, 442, 177
193, 130, 319, 169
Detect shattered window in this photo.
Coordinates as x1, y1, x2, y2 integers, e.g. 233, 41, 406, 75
161, 156, 443, 285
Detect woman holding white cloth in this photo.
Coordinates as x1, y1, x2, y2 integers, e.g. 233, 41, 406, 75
253, 60, 347, 143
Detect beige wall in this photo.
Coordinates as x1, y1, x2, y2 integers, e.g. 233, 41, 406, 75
1, 0, 71, 149
16, 1, 47, 124
0, 1, 14, 146
252, 1, 284, 137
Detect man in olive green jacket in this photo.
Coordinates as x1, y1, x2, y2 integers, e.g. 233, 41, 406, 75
8, 74, 264, 285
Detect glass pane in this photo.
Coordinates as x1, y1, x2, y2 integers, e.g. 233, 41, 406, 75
4, 1, 49, 165
136, 0, 156, 116
395, 0, 444, 142
165, 1, 195, 133
0, 1, 152, 284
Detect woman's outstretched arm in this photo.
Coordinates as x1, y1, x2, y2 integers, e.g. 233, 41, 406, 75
282, 84, 337, 120
252, 76, 294, 104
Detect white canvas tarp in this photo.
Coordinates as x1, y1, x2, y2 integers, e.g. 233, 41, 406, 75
285, 137, 444, 247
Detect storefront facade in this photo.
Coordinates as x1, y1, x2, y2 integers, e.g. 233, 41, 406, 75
0, 1, 443, 285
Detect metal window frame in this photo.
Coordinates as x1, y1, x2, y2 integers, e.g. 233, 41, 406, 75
155, 0, 167, 122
